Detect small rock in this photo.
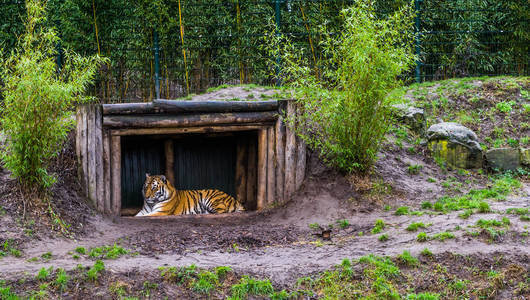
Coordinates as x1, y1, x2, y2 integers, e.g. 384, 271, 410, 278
519, 148, 529, 166
426, 122, 483, 169
391, 103, 426, 134
485, 148, 520, 171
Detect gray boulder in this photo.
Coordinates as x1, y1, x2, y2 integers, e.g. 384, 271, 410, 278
485, 148, 520, 171
519, 148, 529, 166
391, 103, 425, 134
426, 122, 483, 169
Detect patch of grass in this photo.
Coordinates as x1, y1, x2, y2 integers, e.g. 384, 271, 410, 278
372, 219, 386, 234
395, 206, 410, 216
397, 251, 418, 267
421, 201, 433, 209
495, 100, 516, 113
54, 268, 69, 291
86, 260, 105, 281
40, 252, 52, 261
417, 232, 428, 242
0, 239, 21, 258
308, 223, 320, 230
407, 164, 423, 175
458, 209, 474, 219
405, 292, 440, 299
193, 270, 217, 294
336, 219, 350, 229
36, 267, 52, 281
378, 234, 389, 242
88, 244, 129, 259
432, 232, 455, 241
75, 247, 86, 255
433, 175, 520, 213
420, 247, 433, 257
406, 222, 428, 232
427, 177, 436, 183
229, 276, 275, 300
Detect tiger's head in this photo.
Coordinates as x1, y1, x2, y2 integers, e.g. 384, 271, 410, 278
142, 173, 174, 207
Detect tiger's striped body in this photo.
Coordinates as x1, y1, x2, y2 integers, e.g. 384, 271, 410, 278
136, 174, 244, 217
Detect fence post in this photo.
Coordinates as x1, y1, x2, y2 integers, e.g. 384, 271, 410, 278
153, 30, 160, 100
414, 0, 421, 83
275, 0, 281, 86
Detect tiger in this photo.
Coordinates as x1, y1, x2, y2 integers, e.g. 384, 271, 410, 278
135, 173, 245, 216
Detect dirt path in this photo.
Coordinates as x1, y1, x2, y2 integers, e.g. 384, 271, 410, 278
1, 185, 528, 284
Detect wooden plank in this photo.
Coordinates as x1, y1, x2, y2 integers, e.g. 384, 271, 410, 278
266, 127, 275, 205
103, 111, 278, 128
164, 139, 175, 184
246, 135, 257, 211
79, 105, 88, 195
235, 137, 248, 207
102, 103, 157, 115
295, 136, 307, 190
153, 99, 279, 113
275, 118, 285, 203
102, 129, 111, 214
256, 129, 267, 210
87, 105, 97, 206
295, 104, 307, 190
284, 102, 297, 200
111, 135, 121, 216
75, 107, 81, 174
95, 105, 104, 211
109, 124, 274, 136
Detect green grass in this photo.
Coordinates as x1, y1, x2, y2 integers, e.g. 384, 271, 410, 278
420, 248, 433, 257
88, 244, 129, 259
421, 201, 433, 209
86, 260, 105, 281
431, 175, 520, 214
395, 206, 410, 216
432, 232, 455, 241
54, 268, 69, 291
397, 251, 418, 267
308, 223, 320, 230
336, 219, 350, 229
228, 276, 275, 300
417, 232, 428, 242
74, 247, 86, 255
406, 222, 428, 232
407, 164, 423, 175
0, 239, 21, 258
372, 219, 386, 234
36, 267, 52, 281
378, 234, 389, 242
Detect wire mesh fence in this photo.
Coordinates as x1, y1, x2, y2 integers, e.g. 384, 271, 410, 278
1, 0, 528, 103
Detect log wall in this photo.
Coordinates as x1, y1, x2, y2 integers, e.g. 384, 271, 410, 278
76, 100, 306, 216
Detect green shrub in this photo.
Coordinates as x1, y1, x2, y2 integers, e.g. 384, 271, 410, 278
0, 0, 105, 192
266, 0, 415, 173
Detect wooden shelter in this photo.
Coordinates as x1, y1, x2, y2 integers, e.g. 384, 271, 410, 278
76, 99, 306, 216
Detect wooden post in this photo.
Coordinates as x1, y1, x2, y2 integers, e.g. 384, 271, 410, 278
102, 129, 111, 214
79, 105, 88, 195
275, 119, 285, 203
266, 127, 275, 205
284, 101, 296, 200
246, 135, 257, 210
111, 135, 121, 216
95, 105, 104, 211
295, 136, 306, 190
87, 105, 97, 207
75, 107, 81, 176
235, 137, 248, 206
164, 139, 175, 184
256, 129, 267, 210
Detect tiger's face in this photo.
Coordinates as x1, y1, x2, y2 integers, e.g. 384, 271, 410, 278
142, 174, 171, 206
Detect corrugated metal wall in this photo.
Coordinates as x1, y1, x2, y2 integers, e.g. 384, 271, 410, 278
121, 135, 239, 209
172, 135, 236, 197
121, 137, 165, 208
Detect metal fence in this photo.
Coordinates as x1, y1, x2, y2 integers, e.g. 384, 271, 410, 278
1, 0, 528, 103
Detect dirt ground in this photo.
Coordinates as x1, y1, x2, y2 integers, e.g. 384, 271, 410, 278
1, 80, 529, 298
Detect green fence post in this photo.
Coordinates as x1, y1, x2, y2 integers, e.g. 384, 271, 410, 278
275, 0, 281, 86
414, 0, 421, 83
154, 30, 160, 99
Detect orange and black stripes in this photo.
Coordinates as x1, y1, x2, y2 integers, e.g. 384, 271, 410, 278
136, 175, 245, 217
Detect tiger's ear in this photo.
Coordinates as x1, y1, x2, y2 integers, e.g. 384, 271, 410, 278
160, 175, 167, 183
145, 173, 150, 179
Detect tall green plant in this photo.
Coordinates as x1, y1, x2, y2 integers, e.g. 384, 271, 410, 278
268, 0, 416, 173
0, 0, 105, 193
